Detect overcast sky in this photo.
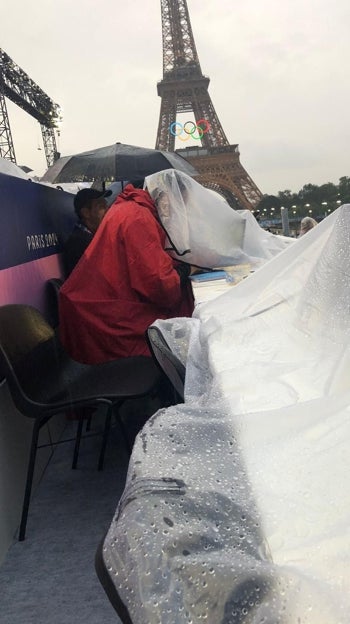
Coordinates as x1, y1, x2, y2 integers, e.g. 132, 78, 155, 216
2, 0, 349, 194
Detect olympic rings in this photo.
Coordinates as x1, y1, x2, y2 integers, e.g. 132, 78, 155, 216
168, 119, 211, 141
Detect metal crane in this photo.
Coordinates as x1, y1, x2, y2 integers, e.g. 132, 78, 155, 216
0, 48, 61, 167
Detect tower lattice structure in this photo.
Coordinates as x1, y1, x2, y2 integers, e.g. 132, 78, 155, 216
155, 0, 262, 210
0, 48, 61, 167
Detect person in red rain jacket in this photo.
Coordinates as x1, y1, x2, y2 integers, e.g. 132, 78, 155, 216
59, 182, 194, 364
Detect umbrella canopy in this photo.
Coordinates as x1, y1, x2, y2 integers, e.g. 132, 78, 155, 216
41, 143, 198, 184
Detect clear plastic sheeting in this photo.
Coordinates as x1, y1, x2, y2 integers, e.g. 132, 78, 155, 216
197, 204, 350, 411
104, 401, 281, 623
103, 205, 350, 623
0, 158, 29, 180
145, 169, 293, 269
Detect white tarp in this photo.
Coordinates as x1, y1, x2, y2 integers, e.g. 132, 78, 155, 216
0, 158, 29, 180
36, 181, 92, 193
102, 205, 350, 623
145, 169, 293, 269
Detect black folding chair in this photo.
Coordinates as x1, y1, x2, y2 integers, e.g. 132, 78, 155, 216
95, 535, 133, 624
0, 304, 162, 540
146, 325, 186, 403
45, 277, 64, 328
46, 277, 96, 429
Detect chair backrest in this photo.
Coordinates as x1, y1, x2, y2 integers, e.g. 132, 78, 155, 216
46, 277, 64, 328
146, 325, 186, 402
0, 304, 58, 416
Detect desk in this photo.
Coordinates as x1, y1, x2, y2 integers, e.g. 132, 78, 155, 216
191, 264, 252, 305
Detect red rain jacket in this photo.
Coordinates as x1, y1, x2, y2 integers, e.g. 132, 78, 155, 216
59, 185, 194, 363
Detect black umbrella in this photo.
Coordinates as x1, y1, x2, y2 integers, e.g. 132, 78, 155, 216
41, 142, 198, 183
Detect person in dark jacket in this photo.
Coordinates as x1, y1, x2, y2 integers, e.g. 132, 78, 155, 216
59, 183, 194, 364
62, 187, 110, 278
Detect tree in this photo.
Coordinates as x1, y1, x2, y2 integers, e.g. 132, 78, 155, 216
277, 189, 299, 209
318, 183, 338, 202
257, 177, 349, 221
256, 194, 279, 211
298, 183, 321, 203
338, 176, 350, 203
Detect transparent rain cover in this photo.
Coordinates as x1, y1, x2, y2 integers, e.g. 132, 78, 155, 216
103, 206, 350, 623
145, 169, 293, 269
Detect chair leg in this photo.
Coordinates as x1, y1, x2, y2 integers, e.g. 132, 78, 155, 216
19, 420, 42, 541
72, 417, 85, 470
98, 405, 113, 471
116, 412, 132, 457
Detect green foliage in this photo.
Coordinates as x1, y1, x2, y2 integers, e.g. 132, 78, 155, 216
257, 176, 349, 219
338, 176, 350, 202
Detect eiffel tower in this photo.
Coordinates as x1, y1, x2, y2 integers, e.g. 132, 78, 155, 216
155, 0, 262, 210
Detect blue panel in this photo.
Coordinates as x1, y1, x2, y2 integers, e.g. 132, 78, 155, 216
0, 173, 76, 270
189, 271, 228, 282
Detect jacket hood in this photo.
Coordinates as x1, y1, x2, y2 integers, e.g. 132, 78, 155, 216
116, 185, 158, 219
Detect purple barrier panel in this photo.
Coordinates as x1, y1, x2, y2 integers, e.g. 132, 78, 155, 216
0, 173, 76, 313
0, 256, 62, 312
